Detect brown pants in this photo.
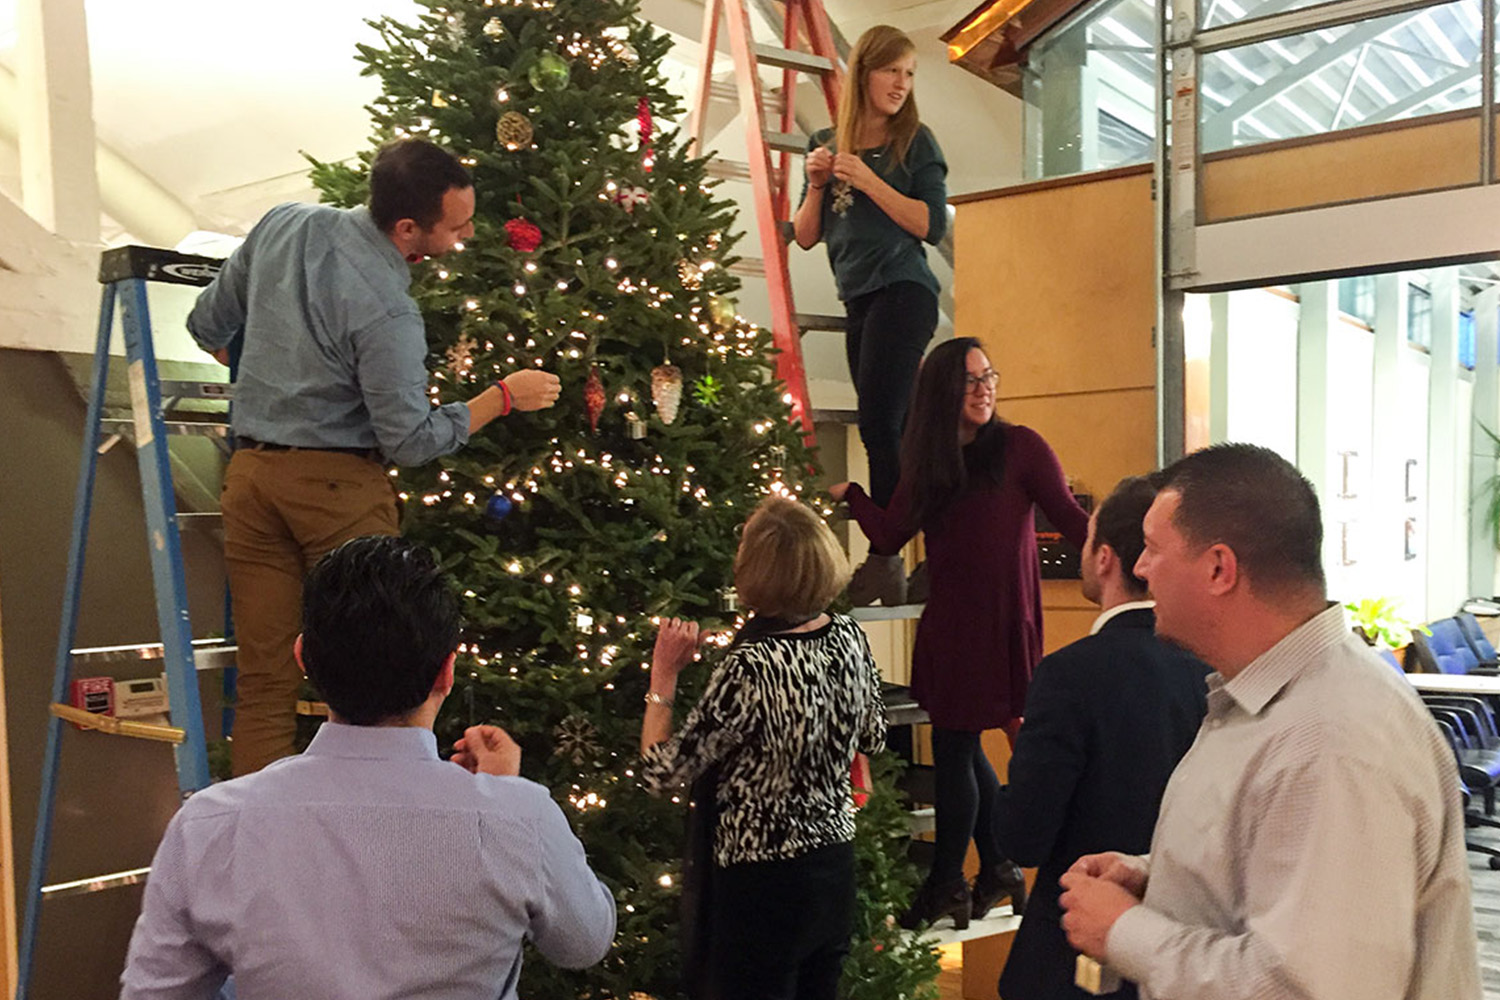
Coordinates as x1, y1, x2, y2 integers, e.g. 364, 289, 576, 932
221, 448, 399, 776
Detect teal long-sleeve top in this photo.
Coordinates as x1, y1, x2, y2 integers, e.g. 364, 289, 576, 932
799, 125, 947, 302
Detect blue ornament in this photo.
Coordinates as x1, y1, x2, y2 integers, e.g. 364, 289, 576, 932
485, 492, 514, 522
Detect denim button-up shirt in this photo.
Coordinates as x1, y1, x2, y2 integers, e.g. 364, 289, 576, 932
188, 203, 470, 466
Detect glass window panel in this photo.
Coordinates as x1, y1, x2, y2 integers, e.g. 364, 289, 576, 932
1460, 310, 1476, 368
1200, 0, 1481, 154
1407, 285, 1433, 347
1022, 0, 1158, 179
1339, 275, 1376, 325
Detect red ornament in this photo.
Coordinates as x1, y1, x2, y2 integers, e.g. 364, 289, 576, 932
584, 365, 606, 433
504, 217, 542, 252
637, 96, 654, 173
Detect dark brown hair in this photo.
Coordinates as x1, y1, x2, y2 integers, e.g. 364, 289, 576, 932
369, 138, 472, 232
1158, 443, 1326, 598
1092, 475, 1160, 597
898, 337, 1004, 529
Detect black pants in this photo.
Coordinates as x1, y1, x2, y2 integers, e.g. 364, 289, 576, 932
930, 727, 1004, 884
844, 281, 939, 507
708, 842, 856, 1000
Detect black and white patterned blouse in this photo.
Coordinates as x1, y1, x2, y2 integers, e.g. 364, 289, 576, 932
641, 614, 887, 867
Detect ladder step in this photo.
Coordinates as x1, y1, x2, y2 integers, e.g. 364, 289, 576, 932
728, 258, 765, 278
69, 639, 237, 673
709, 80, 783, 110
810, 407, 858, 425
850, 603, 926, 622
101, 417, 230, 438
706, 160, 754, 182
909, 806, 936, 836
158, 380, 233, 402
42, 866, 151, 901
752, 43, 836, 74
765, 131, 810, 154
794, 313, 845, 332
908, 908, 1023, 947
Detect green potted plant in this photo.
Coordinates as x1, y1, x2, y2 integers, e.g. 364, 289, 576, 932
1345, 597, 1426, 666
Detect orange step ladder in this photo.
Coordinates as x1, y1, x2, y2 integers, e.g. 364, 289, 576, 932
686, 0, 845, 445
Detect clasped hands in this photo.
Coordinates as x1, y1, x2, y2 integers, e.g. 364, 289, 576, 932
1058, 851, 1148, 960
805, 147, 877, 193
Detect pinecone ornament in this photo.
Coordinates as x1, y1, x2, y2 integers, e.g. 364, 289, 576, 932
584, 366, 606, 433
651, 364, 682, 425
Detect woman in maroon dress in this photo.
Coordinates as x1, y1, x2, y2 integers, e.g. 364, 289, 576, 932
831, 337, 1089, 929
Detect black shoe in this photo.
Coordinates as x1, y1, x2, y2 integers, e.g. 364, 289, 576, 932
846, 554, 906, 607
905, 560, 930, 604
971, 860, 1028, 920
898, 877, 971, 931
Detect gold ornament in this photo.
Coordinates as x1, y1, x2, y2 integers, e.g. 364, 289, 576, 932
651, 364, 683, 425
444, 333, 478, 376
430, 90, 450, 108
676, 259, 704, 291
495, 111, 533, 150
482, 16, 505, 39
707, 295, 737, 330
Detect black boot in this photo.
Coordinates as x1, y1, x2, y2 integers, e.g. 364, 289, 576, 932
898, 877, 971, 931
846, 554, 905, 607
971, 860, 1028, 920
905, 560, 930, 604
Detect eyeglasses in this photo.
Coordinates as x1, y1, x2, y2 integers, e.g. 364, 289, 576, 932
964, 370, 999, 393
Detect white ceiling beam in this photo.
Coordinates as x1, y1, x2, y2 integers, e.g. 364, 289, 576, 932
14, 0, 98, 242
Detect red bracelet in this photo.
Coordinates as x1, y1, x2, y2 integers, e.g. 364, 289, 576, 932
494, 379, 513, 416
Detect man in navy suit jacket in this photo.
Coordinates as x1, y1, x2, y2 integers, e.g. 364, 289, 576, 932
994, 476, 1209, 1000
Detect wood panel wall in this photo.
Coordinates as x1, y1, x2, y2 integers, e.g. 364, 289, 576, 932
1201, 111, 1484, 222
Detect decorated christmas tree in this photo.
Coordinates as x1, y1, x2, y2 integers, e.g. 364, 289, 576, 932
310, 0, 939, 996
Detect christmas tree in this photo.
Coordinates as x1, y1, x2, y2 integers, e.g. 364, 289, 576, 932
310, 1, 939, 996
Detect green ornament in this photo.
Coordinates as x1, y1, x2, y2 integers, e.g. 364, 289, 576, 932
692, 375, 722, 407
708, 295, 738, 330
528, 51, 571, 92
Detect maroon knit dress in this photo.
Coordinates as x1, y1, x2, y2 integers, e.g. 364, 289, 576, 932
847, 423, 1089, 731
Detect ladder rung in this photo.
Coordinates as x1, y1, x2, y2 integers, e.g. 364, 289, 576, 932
809, 407, 858, 425
42, 866, 151, 900
101, 417, 230, 438
69, 640, 237, 672
850, 603, 926, 622
795, 313, 845, 332
909, 807, 936, 835
158, 380, 233, 401
753, 43, 835, 74
728, 258, 766, 278
706, 160, 754, 181
765, 131, 810, 154
708, 80, 783, 110
50, 703, 184, 744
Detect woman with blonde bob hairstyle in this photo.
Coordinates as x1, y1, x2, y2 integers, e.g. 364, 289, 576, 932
639, 496, 887, 1000
794, 24, 948, 606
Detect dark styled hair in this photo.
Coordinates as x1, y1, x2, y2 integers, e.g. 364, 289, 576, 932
899, 337, 1004, 528
1158, 443, 1326, 599
1092, 475, 1159, 597
301, 535, 461, 725
368, 138, 472, 232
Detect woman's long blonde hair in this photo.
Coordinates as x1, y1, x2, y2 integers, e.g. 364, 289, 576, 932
833, 25, 921, 167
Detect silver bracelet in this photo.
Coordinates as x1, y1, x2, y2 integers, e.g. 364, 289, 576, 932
644, 690, 675, 708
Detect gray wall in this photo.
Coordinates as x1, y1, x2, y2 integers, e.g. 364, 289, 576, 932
0, 348, 227, 998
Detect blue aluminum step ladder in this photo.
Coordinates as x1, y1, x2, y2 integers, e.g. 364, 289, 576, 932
16, 245, 233, 1000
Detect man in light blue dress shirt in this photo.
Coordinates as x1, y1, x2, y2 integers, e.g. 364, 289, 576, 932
187, 138, 562, 776
120, 536, 616, 1000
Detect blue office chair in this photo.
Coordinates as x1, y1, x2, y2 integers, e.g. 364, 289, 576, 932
1454, 612, 1499, 672
1410, 619, 1481, 675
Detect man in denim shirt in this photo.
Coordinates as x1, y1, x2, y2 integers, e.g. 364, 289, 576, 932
188, 139, 561, 776
120, 536, 615, 1000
